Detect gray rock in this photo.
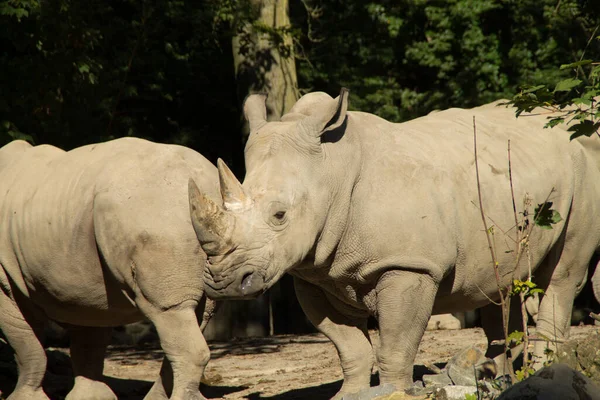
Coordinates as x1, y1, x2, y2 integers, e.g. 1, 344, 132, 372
422, 372, 452, 388
403, 381, 429, 396
427, 314, 462, 331
497, 363, 600, 400
342, 384, 397, 400
446, 346, 488, 386
434, 385, 477, 400
478, 379, 504, 398
555, 332, 600, 385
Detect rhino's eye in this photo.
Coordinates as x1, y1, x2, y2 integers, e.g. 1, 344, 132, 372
266, 202, 289, 228
270, 210, 288, 227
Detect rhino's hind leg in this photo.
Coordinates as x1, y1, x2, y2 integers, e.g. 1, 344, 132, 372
65, 325, 116, 400
480, 300, 524, 375
531, 250, 590, 369
0, 288, 49, 399
293, 277, 373, 400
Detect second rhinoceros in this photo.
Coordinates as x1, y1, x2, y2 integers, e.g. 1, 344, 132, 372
0, 138, 219, 400
188, 89, 600, 398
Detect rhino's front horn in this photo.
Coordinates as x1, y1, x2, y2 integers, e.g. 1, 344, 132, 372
217, 159, 249, 211
188, 178, 233, 256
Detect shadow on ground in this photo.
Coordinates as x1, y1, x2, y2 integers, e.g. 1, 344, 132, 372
243, 363, 448, 400
208, 333, 329, 360
0, 346, 246, 400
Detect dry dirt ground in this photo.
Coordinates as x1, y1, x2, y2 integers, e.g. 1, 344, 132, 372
1, 325, 598, 400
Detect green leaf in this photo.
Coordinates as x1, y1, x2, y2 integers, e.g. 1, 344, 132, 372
554, 78, 582, 92
560, 60, 592, 70
78, 64, 90, 74
545, 117, 565, 128
522, 85, 546, 94
572, 97, 592, 106
534, 202, 563, 229
568, 120, 600, 140
508, 330, 524, 345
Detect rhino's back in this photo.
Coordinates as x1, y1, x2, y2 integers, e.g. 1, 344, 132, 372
0, 138, 218, 325
0, 140, 35, 173
336, 102, 585, 306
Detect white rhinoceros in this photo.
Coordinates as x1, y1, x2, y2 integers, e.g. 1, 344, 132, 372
188, 89, 600, 398
0, 138, 219, 400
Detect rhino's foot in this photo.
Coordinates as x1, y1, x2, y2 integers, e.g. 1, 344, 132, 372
144, 388, 206, 400
65, 377, 116, 400
7, 387, 50, 400
335, 384, 397, 400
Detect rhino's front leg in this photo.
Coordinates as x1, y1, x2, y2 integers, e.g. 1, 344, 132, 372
143, 300, 209, 400
0, 286, 49, 400
146, 297, 217, 400
375, 270, 438, 389
293, 277, 373, 399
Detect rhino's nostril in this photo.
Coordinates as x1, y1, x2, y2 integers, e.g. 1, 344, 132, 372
241, 272, 255, 293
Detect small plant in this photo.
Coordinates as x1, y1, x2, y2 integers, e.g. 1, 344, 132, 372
473, 117, 562, 385
504, 32, 600, 141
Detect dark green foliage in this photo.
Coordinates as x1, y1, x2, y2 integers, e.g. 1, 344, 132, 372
3, 0, 599, 156
1, 0, 243, 168
292, 0, 600, 122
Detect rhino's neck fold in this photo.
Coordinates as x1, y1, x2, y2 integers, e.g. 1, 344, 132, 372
313, 115, 363, 268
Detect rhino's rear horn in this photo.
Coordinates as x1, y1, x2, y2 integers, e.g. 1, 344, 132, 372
188, 178, 233, 255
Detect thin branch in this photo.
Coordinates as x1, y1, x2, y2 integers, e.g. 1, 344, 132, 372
578, 24, 600, 76
508, 140, 519, 246
474, 282, 502, 306
520, 292, 530, 376
473, 116, 516, 383
470, 200, 517, 244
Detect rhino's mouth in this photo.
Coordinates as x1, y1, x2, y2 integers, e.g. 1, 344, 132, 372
204, 265, 266, 300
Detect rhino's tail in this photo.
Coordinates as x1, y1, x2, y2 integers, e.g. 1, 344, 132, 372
592, 259, 600, 306
587, 251, 600, 309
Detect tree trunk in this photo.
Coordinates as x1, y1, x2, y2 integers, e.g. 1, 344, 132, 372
233, 0, 299, 131
206, 0, 301, 340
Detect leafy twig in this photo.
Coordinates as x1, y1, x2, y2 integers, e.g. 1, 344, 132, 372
473, 116, 516, 383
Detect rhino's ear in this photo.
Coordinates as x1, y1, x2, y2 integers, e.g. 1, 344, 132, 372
302, 87, 349, 137
243, 93, 268, 132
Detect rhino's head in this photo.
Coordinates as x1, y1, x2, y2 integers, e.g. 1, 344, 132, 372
189, 88, 350, 299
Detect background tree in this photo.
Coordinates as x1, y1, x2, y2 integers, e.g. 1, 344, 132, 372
231, 0, 299, 127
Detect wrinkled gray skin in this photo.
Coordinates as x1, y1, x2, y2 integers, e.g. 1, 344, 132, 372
0, 138, 219, 400
189, 89, 600, 399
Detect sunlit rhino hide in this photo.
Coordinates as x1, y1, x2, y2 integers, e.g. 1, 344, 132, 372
0, 138, 219, 400
189, 89, 600, 399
